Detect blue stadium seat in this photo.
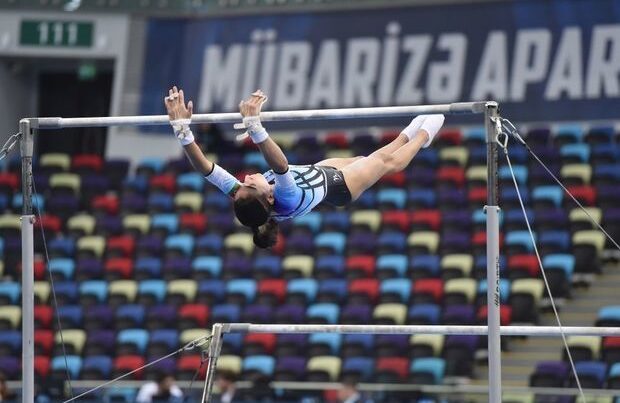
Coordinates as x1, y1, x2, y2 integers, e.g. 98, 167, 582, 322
343, 334, 374, 352
117, 329, 149, 355
82, 355, 113, 379
226, 279, 257, 303
292, 212, 322, 233
572, 361, 606, 388
198, 280, 225, 304
165, 234, 194, 256
151, 214, 179, 234
594, 164, 620, 183
597, 306, 620, 325
56, 305, 82, 328
49, 258, 76, 280
342, 357, 375, 381
0, 281, 20, 304
315, 255, 345, 278
309, 333, 342, 355
318, 279, 348, 303
409, 255, 440, 278
415, 148, 439, 167
79, 280, 108, 304
504, 208, 534, 230
321, 211, 350, 232
51, 355, 82, 378
532, 186, 563, 208
355, 189, 377, 209
500, 187, 525, 207
377, 231, 407, 253
148, 193, 174, 212
542, 254, 575, 282
149, 329, 179, 352
377, 188, 407, 209
135, 257, 163, 279
123, 176, 149, 193
555, 124, 584, 144
49, 238, 76, 257
203, 191, 230, 211
315, 232, 347, 254
253, 256, 282, 278
377, 254, 408, 278
116, 305, 146, 328
195, 233, 224, 254
55, 282, 79, 303
12, 193, 45, 212
505, 231, 536, 254
177, 172, 205, 192
463, 127, 485, 144
212, 304, 241, 322
0, 330, 21, 352
499, 165, 527, 185
560, 144, 590, 162
408, 304, 441, 324
138, 280, 167, 304
104, 387, 137, 403
137, 157, 165, 175
539, 231, 571, 252
410, 357, 446, 384
478, 279, 511, 303
380, 279, 412, 303
307, 303, 339, 324
192, 256, 222, 278
243, 355, 275, 376
288, 279, 318, 303
408, 189, 436, 208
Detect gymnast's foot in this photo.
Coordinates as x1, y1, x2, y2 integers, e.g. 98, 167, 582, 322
402, 114, 445, 148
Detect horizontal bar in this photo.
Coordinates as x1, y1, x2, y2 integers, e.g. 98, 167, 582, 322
29, 102, 487, 129
223, 323, 620, 337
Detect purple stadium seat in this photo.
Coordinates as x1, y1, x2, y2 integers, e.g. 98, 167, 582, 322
0, 356, 19, 379
242, 305, 274, 323
443, 335, 478, 377
145, 356, 177, 380
120, 194, 147, 213
275, 305, 305, 324
376, 334, 409, 357
442, 305, 476, 325
146, 305, 177, 330
95, 215, 123, 237
441, 232, 470, 254
47, 194, 79, 218
408, 167, 436, 187
285, 232, 315, 255
529, 361, 569, 387
275, 356, 307, 381
442, 211, 471, 232
136, 235, 164, 258
85, 330, 115, 356
84, 305, 113, 331
222, 256, 252, 279
163, 256, 192, 280
340, 305, 372, 325
206, 214, 235, 235
347, 232, 377, 254
276, 334, 307, 357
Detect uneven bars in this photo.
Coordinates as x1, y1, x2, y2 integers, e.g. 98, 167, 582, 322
28, 102, 487, 129
220, 324, 620, 337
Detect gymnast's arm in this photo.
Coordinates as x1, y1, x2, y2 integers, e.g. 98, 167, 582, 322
240, 90, 289, 174
165, 86, 240, 196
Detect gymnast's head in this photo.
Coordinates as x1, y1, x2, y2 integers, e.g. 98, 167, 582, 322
233, 173, 279, 248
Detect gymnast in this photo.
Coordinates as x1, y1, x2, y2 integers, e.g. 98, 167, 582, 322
165, 86, 445, 248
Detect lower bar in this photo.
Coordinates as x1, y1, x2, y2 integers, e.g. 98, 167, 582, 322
222, 324, 620, 336
486, 205, 502, 403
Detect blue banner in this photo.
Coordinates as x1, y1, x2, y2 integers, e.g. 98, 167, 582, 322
141, 0, 620, 125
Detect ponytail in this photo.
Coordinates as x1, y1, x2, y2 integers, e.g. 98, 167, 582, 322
252, 218, 279, 249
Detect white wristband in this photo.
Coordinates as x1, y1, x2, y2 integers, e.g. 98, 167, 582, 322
170, 119, 195, 146
242, 116, 269, 144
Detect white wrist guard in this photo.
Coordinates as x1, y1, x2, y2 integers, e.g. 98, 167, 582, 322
242, 116, 269, 144
170, 118, 195, 146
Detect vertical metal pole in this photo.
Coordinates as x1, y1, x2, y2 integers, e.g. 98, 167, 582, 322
20, 119, 35, 403
201, 324, 224, 403
484, 102, 502, 402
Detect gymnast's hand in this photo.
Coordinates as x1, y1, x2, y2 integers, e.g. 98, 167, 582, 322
239, 90, 267, 118
164, 85, 193, 121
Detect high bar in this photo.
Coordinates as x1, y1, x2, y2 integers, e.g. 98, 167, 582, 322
221, 324, 620, 337
27, 102, 488, 130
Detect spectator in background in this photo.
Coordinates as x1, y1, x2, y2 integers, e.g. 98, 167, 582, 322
212, 370, 237, 403
0, 374, 17, 402
337, 381, 364, 403
136, 373, 183, 403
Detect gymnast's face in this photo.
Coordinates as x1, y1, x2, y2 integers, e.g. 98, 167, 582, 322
235, 173, 274, 206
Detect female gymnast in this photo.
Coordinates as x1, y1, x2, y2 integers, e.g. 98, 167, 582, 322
165, 86, 445, 248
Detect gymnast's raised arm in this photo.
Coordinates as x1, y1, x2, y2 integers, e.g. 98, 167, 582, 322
239, 90, 289, 174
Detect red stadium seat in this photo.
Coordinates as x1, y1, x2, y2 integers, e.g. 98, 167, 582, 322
91, 195, 119, 215
436, 129, 462, 146
105, 258, 134, 280
34, 330, 54, 355
72, 154, 103, 172
437, 167, 465, 188
114, 355, 145, 379
566, 185, 597, 206
244, 333, 277, 354
349, 279, 379, 304
345, 256, 376, 278
34, 356, 50, 379
507, 254, 540, 278
0, 173, 19, 192
34, 305, 53, 329
411, 210, 441, 231
150, 174, 176, 194
177, 355, 207, 378
413, 279, 444, 304
180, 213, 207, 235
376, 357, 409, 380
324, 131, 349, 149
379, 171, 406, 187
179, 304, 209, 328
34, 258, 45, 281
258, 279, 286, 303
107, 235, 135, 257
468, 187, 487, 205
382, 211, 411, 232
477, 305, 513, 326
37, 214, 62, 234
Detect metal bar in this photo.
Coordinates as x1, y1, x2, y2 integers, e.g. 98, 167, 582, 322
201, 324, 223, 403
30, 102, 487, 129
19, 118, 34, 403
484, 101, 501, 403
221, 323, 620, 336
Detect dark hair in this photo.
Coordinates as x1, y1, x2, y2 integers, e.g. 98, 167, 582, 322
233, 196, 270, 228
252, 218, 279, 249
